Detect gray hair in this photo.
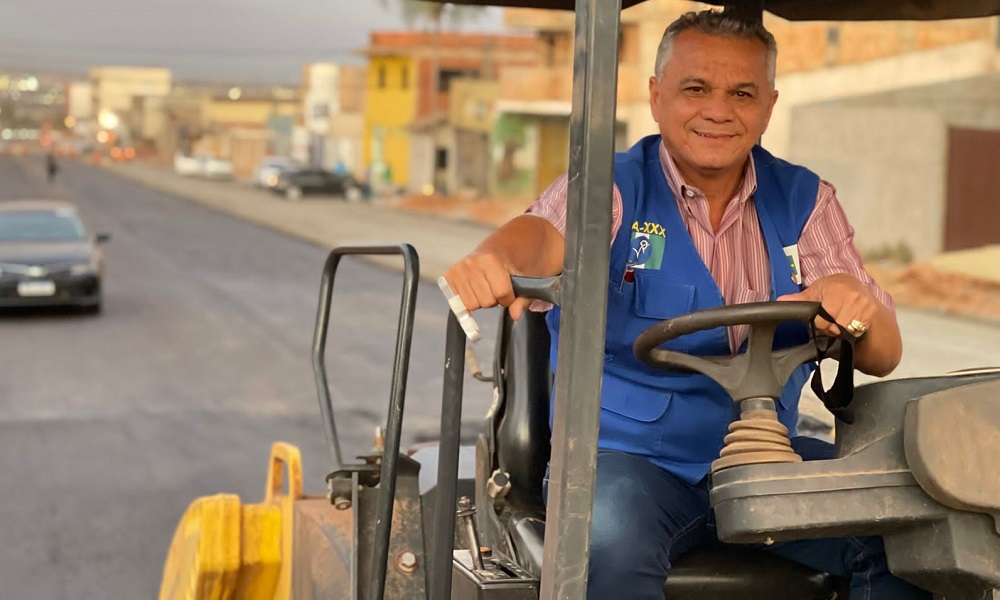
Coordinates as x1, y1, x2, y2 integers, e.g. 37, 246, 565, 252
654, 10, 777, 86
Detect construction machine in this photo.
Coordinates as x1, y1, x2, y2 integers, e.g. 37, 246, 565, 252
158, 1, 1000, 599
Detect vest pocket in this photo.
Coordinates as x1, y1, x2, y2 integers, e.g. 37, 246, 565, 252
600, 376, 673, 456
601, 374, 672, 423
632, 271, 696, 320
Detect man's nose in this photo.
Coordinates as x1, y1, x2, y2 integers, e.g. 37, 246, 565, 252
699, 92, 734, 122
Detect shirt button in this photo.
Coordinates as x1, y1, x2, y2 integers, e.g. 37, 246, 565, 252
685, 188, 695, 198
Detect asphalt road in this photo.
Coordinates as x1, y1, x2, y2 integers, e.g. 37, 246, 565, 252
0, 157, 501, 599
2, 156, 1000, 598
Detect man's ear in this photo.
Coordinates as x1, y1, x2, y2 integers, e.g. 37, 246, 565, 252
648, 76, 661, 119
761, 89, 779, 132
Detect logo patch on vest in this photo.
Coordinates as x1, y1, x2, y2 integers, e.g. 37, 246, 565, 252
629, 221, 665, 270
783, 244, 802, 285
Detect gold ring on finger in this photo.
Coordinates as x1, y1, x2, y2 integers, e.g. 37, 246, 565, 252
845, 319, 869, 337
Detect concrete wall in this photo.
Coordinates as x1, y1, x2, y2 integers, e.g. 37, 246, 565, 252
790, 71, 1000, 259
328, 112, 364, 175
771, 40, 1000, 158
408, 133, 434, 193
791, 106, 947, 259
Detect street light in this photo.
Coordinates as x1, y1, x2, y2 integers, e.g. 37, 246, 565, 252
98, 109, 119, 130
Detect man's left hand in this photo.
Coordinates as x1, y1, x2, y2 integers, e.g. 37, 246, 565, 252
777, 273, 878, 339
778, 273, 902, 377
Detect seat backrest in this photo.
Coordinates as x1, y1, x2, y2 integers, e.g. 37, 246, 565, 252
904, 378, 1000, 531
494, 311, 552, 511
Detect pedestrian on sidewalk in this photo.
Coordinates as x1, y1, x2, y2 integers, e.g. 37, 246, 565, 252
46, 152, 59, 184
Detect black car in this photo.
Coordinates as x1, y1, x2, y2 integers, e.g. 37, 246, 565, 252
0, 200, 108, 313
271, 169, 364, 201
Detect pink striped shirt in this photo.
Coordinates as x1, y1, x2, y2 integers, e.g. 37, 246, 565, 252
524, 141, 894, 352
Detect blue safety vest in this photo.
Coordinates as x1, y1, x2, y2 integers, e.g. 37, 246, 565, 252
546, 135, 820, 483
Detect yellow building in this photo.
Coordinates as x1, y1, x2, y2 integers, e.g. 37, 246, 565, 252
362, 31, 537, 192
363, 53, 417, 188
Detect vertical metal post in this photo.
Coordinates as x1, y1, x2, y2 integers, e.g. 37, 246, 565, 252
428, 313, 468, 600
540, 0, 620, 598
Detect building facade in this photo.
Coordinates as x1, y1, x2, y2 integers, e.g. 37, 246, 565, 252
362, 31, 537, 193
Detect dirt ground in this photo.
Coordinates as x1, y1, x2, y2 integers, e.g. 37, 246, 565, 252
397, 194, 1000, 323
395, 193, 529, 229
869, 262, 1000, 323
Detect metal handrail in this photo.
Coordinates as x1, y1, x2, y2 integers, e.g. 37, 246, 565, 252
310, 243, 420, 600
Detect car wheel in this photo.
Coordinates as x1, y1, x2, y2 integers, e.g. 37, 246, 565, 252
345, 186, 362, 203
81, 302, 101, 315
285, 186, 303, 201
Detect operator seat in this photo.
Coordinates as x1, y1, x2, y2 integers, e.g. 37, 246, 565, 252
492, 311, 847, 599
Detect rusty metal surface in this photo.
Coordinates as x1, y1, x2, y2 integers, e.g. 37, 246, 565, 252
424, 0, 1000, 20
292, 498, 354, 600
356, 458, 428, 600
292, 456, 428, 600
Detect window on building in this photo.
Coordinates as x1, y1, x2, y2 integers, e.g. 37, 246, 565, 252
401, 66, 409, 89
438, 69, 478, 93
378, 66, 387, 89
435, 148, 448, 170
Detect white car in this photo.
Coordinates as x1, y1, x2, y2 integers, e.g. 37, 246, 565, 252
173, 154, 234, 180
173, 153, 202, 177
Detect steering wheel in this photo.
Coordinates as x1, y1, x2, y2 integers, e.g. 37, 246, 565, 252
632, 301, 838, 404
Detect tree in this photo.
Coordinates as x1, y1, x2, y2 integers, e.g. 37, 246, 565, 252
380, 1, 486, 31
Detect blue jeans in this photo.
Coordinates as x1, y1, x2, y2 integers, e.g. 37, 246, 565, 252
544, 438, 932, 600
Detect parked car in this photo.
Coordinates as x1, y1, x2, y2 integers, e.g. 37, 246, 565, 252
173, 153, 234, 180
0, 200, 109, 314
271, 168, 364, 201
253, 156, 300, 189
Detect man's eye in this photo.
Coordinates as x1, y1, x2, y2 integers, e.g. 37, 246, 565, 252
735, 91, 753, 98
685, 86, 704, 93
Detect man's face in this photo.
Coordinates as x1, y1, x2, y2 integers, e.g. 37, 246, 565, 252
649, 30, 778, 178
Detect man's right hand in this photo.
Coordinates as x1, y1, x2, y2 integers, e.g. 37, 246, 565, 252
442, 214, 566, 321
442, 250, 533, 321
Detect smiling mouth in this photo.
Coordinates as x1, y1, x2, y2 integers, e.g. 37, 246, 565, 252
694, 130, 735, 140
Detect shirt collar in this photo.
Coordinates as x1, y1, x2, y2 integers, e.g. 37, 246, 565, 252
658, 140, 757, 207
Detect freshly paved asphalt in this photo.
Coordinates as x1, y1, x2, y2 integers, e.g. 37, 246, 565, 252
0, 156, 500, 598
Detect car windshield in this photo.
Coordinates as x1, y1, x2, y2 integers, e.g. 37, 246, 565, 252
0, 210, 88, 242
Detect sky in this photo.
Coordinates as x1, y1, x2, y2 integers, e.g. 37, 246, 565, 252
0, 0, 505, 84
